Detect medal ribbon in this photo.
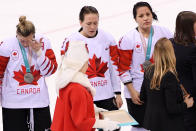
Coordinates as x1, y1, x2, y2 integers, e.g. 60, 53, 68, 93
18, 40, 31, 73
139, 26, 154, 60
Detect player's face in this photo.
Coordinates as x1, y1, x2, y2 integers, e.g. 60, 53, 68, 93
80, 13, 99, 38
17, 34, 34, 47
135, 6, 153, 31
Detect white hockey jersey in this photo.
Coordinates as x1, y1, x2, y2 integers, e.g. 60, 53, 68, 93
118, 25, 173, 98
61, 29, 121, 101
0, 34, 57, 108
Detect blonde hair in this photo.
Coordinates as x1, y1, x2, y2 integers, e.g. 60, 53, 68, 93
150, 38, 177, 90
16, 16, 35, 37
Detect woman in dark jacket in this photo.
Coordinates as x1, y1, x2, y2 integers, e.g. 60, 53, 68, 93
140, 38, 194, 131
171, 11, 196, 131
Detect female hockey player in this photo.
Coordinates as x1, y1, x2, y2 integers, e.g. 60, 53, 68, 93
60, 6, 123, 114
0, 16, 57, 131
118, 1, 173, 131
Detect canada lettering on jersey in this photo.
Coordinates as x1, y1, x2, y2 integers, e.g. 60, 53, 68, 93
17, 87, 40, 95
90, 80, 107, 87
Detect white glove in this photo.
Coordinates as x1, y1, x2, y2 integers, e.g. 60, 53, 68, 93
94, 104, 108, 113
93, 118, 120, 131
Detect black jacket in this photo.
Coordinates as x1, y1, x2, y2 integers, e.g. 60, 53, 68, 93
171, 40, 196, 103
171, 39, 196, 130
140, 68, 186, 131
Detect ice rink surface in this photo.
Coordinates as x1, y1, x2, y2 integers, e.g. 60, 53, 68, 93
0, 0, 196, 130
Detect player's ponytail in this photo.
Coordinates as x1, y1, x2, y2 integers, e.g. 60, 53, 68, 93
16, 16, 35, 37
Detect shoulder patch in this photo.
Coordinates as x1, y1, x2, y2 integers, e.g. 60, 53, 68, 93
11, 50, 19, 61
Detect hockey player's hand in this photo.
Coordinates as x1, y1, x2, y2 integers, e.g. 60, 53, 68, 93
126, 83, 143, 105
115, 95, 123, 108
184, 95, 194, 108
29, 38, 43, 57
130, 88, 143, 105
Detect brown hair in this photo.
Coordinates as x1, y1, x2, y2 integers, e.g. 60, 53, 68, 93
174, 11, 196, 45
79, 6, 99, 22
16, 16, 35, 37
133, 1, 158, 21
150, 38, 177, 90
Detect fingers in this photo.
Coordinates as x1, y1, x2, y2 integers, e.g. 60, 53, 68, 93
39, 37, 43, 43
119, 101, 123, 108
185, 95, 192, 101
185, 94, 190, 98
29, 39, 42, 52
132, 97, 143, 105
186, 97, 194, 108
115, 97, 123, 108
116, 102, 121, 109
189, 97, 193, 101
134, 100, 143, 105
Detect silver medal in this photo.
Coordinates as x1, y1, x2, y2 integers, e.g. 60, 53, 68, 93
24, 73, 34, 83
142, 60, 152, 71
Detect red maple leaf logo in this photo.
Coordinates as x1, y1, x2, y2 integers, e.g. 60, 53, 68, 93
136, 44, 140, 48
118, 49, 133, 76
13, 52, 17, 56
86, 54, 108, 78
13, 65, 42, 86
110, 45, 119, 66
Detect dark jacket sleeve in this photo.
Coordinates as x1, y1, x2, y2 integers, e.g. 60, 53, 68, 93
191, 47, 196, 89
140, 72, 147, 102
164, 72, 186, 114
190, 47, 196, 107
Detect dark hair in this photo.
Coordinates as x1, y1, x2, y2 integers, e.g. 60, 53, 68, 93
16, 16, 35, 37
79, 6, 99, 22
174, 11, 196, 45
133, 1, 158, 20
